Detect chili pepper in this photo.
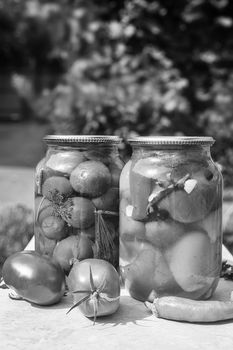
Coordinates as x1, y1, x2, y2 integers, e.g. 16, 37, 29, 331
145, 295, 233, 323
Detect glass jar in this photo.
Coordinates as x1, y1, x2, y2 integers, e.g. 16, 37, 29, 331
120, 136, 223, 302
34, 135, 123, 272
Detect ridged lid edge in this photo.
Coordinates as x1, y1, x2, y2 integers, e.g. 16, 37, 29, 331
128, 136, 215, 146
43, 135, 122, 144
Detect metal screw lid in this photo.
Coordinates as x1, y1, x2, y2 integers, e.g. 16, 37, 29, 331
128, 136, 215, 146
43, 135, 122, 145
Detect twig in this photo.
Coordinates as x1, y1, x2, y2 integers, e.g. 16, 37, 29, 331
146, 173, 190, 215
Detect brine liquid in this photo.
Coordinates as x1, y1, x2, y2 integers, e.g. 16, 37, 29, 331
119, 156, 222, 302
34, 147, 123, 270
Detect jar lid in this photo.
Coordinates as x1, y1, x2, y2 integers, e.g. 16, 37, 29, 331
128, 136, 215, 146
43, 135, 122, 145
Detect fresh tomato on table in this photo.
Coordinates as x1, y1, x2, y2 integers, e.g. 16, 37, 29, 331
2, 250, 66, 305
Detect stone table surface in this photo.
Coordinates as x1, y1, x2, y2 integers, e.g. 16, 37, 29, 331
1, 278, 233, 350
1, 167, 233, 349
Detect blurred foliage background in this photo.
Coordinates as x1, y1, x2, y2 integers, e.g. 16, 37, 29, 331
1, 0, 233, 185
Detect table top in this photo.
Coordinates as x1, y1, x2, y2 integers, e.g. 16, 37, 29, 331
1, 277, 233, 350
1, 244, 233, 350
1, 163, 233, 350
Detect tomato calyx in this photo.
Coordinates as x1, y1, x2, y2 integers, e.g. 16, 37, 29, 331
66, 265, 103, 324
67, 266, 119, 324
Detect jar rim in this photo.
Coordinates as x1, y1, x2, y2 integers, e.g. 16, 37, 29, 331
43, 135, 122, 145
128, 136, 215, 146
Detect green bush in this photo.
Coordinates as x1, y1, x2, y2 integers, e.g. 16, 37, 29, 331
1, 0, 233, 184
0, 204, 34, 265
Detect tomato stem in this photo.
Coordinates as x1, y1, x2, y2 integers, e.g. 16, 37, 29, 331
92, 293, 98, 325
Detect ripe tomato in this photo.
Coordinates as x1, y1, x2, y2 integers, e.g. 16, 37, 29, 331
67, 259, 120, 321
41, 215, 67, 240
70, 160, 111, 198
75, 225, 95, 241
63, 197, 95, 229
46, 151, 86, 176
36, 232, 57, 256
165, 230, 217, 294
119, 198, 146, 242
92, 187, 119, 211
145, 218, 184, 250
121, 248, 177, 302
42, 176, 73, 201
35, 197, 54, 224
52, 235, 93, 273
2, 251, 66, 305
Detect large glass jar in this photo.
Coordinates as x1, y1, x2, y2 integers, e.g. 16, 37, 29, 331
34, 135, 123, 272
120, 136, 223, 302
